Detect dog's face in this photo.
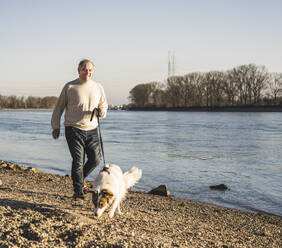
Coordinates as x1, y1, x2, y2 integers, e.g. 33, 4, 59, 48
92, 189, 114, 217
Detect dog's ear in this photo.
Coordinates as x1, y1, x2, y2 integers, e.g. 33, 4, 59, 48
100, 189, 114, 206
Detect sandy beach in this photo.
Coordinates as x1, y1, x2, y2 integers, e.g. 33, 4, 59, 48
0, 160, 281, 248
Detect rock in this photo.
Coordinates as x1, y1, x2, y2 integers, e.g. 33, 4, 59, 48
148, 185, 170, 196
0, 179, 2, 186
0, 161, 28, 171
2, 163, 26, 171
9, 164, 17, 170
27, 167, 40, 173
209, 184, 228, 191
14, 164, 27, 170
0, 163, 7, 169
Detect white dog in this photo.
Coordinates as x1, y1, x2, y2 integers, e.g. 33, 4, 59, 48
90, 164, 142, 218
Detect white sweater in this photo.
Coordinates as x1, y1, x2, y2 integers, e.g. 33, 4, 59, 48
51, 79, 108, 131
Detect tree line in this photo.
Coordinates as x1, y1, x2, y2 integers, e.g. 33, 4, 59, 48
0, 95, 58, 109
128, 64, 282, 108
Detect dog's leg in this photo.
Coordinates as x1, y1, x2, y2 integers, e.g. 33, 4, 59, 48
117, 203, 122, 214
109, 198, 119, 218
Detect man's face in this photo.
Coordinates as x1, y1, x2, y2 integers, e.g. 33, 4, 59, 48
78, 62, 94, 82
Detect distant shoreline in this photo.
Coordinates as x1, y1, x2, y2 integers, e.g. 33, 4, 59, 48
1, 105, 282, 112
128, 105, 282, 112
0, 107, 124, 111
0, 108, 52, 111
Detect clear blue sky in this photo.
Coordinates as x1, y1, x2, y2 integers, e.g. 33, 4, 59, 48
0, 0, 281, 104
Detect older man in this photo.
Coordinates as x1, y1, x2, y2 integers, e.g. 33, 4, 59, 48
51, 59, 108, 200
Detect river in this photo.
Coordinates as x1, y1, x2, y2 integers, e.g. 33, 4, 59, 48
0, 110, 281, 216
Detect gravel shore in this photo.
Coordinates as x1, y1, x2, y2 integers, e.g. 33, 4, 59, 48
0, 161, 281, 247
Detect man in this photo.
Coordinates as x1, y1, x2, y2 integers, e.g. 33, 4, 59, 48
51, 59, 108, 200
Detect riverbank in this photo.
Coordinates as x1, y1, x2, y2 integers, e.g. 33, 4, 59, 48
0, 161, 281, 247
2, 105, 282, 112
128, 105, 282, 112
0, 108, 52, 111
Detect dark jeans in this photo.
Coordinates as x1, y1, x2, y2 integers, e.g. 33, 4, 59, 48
65, 126, 101, 194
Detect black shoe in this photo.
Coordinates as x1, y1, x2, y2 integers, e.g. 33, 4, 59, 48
73, 192, 86, 200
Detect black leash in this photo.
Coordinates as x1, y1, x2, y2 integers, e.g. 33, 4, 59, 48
90, 108, 106, 166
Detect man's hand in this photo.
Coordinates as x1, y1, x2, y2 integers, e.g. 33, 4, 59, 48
96, 108, 102, 118
52, 129, 60, 139
90, 108, 102, 121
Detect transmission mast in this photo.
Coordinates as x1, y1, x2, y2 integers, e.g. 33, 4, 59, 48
168, 51, 175, 78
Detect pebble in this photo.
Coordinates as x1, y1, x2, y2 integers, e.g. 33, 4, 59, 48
0, 160, 281, 248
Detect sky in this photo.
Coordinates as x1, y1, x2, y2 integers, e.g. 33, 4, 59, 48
0, 0, 282, 105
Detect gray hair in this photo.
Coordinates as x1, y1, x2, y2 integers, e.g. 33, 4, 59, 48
78, 59, 94, 70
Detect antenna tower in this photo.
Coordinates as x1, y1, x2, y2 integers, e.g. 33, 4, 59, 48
168, 51, 175, 78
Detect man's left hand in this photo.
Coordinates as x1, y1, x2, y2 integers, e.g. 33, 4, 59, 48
52, 129, 60, 139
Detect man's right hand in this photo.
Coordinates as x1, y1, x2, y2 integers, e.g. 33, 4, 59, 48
96, 108, 102, 118
52, 129, 60, 139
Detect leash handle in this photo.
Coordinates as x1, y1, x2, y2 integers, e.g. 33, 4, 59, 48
90, 108, 106, 166
90, 108, 96, 122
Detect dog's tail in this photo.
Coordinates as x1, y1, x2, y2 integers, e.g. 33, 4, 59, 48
123, 166, 142, 189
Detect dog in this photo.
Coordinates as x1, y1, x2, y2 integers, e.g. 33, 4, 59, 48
90, 164, 142, 218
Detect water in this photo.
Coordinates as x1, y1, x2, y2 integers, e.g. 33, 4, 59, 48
0, 110, 281, 216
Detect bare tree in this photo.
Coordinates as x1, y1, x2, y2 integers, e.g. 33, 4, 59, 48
150, 83, 166, 107
229, 65, 252, 105
228, 64, 269, 105
191, 72, 205, 106
182, 72, 205, 107
41, 96, 58, 108
182, 74, 196, 107
0, 95, 58, 109
225, 70, 238, 106
203, 71, 226, 107
26, 96, 42, 108
248, 64, 269, 104
7, 95, 16, 108
267, 73, 282, 104
128, 63, 280, 108
0, 95, 7, 108
165, 76, 186, 107
128, 82, 160, 107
